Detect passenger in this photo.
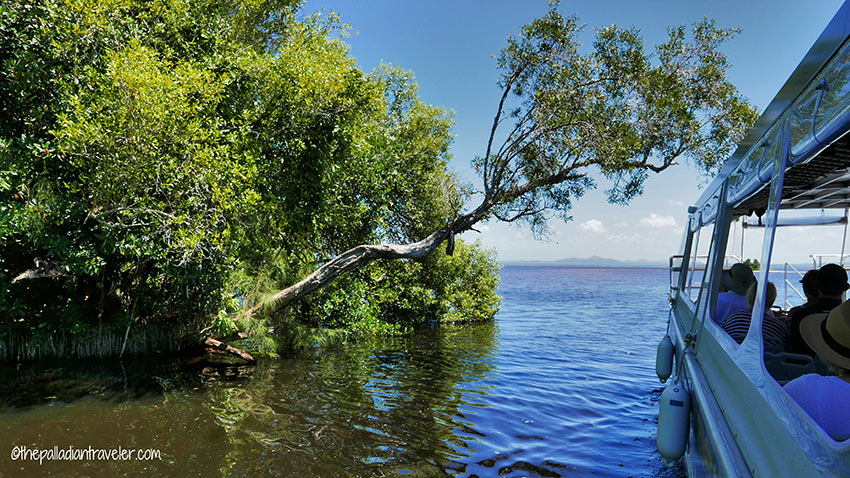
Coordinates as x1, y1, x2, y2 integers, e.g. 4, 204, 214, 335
784, 300, 850, 441
713, 263, 756, 324
789, 264, 849, 357
720, 282, 788, 347
787, 269, 818, 319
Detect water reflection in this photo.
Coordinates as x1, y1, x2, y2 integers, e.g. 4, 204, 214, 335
213, 326, 497, 477
0, 325, 497, 477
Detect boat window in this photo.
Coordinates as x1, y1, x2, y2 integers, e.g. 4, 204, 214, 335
754, 208, 850, 383
816, 46, 850, 138
789, 37, 850, 163
734, 209, 850, 312
710, 131, 788, 353
698, 213, 750, 326
721, 217, 747, 271
790, 87, 819, 159
758, 210, 848, 310
684, 222, 716, 304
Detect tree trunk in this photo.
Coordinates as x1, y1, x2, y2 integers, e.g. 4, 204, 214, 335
243, 202, 490, 320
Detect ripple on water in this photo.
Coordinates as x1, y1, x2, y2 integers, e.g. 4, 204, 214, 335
0, 267, 682, 478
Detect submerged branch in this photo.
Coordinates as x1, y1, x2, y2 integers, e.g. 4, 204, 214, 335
204, 337, 257, 364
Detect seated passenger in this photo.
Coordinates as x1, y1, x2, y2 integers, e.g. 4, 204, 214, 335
784, 300, 850, 441
787, 269, 818, 319
789, 263, 849, 357
720, 282, 788, 347
713, 263, 756, 324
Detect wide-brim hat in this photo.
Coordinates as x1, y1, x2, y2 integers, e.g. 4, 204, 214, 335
721, 263, 755, 295
800, 301, 850, 371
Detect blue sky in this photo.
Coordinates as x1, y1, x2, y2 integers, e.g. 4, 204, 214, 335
301, 0, 845, 264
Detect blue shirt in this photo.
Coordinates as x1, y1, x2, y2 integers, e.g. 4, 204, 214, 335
785, 374, 850, 441
713, 292, 749, 324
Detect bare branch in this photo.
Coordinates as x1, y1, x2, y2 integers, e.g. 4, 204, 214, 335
12, 260, 69, 283
484, 66, 529, 193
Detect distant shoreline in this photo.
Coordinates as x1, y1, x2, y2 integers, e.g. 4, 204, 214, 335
500, 262, 667, 269
498, 255, 666, 269
500, 264, 668, 270
499, 261, 818, 270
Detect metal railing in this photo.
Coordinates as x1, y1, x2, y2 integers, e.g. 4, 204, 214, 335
669, 255, 683, 294
783, 262, 807, 310
669, 254, 833, 310
810, 253, 850, 269
669, 254, 745, 300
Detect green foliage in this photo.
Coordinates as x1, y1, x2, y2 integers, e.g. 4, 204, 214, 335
424, 240, 502, 323
0, 0, 495, 358
294, 239, 501, 338
743, 258, 761, 271
480, 7, 758, 236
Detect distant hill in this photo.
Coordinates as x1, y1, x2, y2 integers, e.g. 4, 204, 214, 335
500, 255, 824, 271
501, 255, 667, 268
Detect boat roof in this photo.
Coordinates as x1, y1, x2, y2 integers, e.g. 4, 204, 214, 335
695, 1, 850, 216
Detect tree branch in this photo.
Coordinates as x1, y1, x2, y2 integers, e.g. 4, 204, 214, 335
484, 66, 529, 194
243, 202, 491, 320
11, 260, 69, 283
204, 337, 257, 364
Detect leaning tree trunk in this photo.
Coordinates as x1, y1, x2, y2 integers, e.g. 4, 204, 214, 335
238, 166, 583, 323
242, 202, 490, 321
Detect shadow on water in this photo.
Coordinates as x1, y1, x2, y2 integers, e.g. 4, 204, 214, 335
0, 356, 249, 411
0, 268, 687, 478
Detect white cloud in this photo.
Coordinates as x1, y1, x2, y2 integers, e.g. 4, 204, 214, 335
640, 213, 678, 229
667, 200, 686, 207
614, 221, 629, 228
607, 233, 640, 242
579, 219, 606, 234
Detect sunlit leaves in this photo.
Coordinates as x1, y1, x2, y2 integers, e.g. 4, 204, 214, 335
483, 6, 758, 236
0, 0, 499, 348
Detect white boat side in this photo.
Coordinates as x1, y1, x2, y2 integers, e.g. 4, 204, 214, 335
666, 2, 850, 477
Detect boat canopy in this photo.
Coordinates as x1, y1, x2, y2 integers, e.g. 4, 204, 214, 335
692, 1, 850, 227
741, 213, 848, 228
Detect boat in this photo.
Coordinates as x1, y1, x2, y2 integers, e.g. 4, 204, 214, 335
660, 3, 850, 476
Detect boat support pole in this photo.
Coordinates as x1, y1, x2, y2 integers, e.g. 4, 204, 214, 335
841, 208, 849, 266
740, 218, 745, 263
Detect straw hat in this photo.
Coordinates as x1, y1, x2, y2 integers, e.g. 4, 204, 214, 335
721, 263, 756, 295
800, 301, 850, 371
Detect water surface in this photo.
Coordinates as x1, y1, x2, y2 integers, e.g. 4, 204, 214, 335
0, 267, 683, 477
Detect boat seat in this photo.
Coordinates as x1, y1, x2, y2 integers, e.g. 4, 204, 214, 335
813, 355, 837, 376
764, 352, 815, 385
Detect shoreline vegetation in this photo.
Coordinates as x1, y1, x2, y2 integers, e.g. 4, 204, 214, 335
1, 1, 756, 362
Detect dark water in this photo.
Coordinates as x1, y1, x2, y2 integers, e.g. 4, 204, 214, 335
0, 267, 683, 477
